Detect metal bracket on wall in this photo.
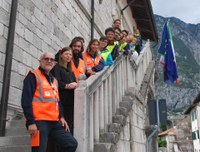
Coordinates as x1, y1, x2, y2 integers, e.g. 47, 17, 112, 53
121, 0, 136, 15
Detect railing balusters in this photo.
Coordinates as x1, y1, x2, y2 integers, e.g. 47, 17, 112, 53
99, 84, 104, 132
74, 41, 152, 152
94, 90, 99, 142
112, 71, 116, 115
108, 75, 112, 124
89, 95, 94, 151
104, 79, 109, 129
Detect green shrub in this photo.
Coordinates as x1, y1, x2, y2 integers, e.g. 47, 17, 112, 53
158, 139, 167, 147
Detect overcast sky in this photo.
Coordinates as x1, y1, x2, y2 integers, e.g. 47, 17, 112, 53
151, 0, 200, 24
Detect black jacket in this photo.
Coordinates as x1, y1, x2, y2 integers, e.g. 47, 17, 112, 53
51, 64, 76, 106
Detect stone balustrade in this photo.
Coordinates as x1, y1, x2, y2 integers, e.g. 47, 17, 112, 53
74, 41, 153, 152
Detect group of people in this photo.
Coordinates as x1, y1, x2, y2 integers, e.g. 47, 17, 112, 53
21, 19, 143, 152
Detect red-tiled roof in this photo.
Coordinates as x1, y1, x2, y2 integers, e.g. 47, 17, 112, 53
158, 128, 174, 136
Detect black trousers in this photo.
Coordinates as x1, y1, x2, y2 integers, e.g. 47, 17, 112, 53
63, 105, 74, 135
32, 121, 78, 152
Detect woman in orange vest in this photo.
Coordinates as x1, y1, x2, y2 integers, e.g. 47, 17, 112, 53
83, 39, 105, 77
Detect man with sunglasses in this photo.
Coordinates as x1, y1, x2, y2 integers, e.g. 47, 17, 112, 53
21, 52, 78, 152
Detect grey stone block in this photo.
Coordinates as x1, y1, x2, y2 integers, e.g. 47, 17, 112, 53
0, 135, 30, 146
0, 7, 9, 26
0, 36, 7, 53
25, 28, 33, 43
100, 132, 119, 144
125, 87, 137, 97
5, 127, 28, 136
119, 100, 133, 112
122, 95, 133, 101
18, 12, 28, 26
0, 22, 4, 36
116, 107, 128, 117
15, 20, 25, 37
0, 145, 31, 152
108, 123, 122, 134
113, 115, 126, 126
3, 25, 8, 39
94, 143, 115, 152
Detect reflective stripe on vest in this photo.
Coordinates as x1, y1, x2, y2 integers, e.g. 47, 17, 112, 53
106, 41, 119, 54
83, 51, 101, 68
101, 50, 110, 62
120, 42, 127, 52
32, 70, 59, 102
31, 69, 60, 121
71, 59, 85, 79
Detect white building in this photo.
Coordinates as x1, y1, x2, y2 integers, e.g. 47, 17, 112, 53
185, 93, 200, 152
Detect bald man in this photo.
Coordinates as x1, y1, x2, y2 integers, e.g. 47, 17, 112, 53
21, 52, 78, 152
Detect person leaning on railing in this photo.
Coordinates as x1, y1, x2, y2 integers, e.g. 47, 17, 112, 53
69, 38, 85, 80
133, 28, 143, 54
21, 51, 78, 152
51, 47, 77, 134
112, 19, 121, 29
99, 36, 113, 66
105, 27, 119, 60
83, 39, 105, 77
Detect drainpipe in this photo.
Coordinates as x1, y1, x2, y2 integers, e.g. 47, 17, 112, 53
91, 0, 94, 39
0, 0, 18, 136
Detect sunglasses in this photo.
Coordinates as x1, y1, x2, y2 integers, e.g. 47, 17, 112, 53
42, 57, 55, 62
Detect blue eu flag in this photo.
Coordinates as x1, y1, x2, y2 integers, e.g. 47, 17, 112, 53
158, 20, 179, 84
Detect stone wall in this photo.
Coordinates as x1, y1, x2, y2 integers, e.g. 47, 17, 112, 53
173, 115, 193, 152
0, 0, 136, 114
116, 96, 146, 152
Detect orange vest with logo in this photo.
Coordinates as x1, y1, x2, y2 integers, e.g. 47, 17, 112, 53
83, 51, 101, 68
31, 69, 60, 121
71, 59, 85, 79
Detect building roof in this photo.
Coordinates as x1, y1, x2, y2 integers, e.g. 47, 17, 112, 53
184, 92, 200, 114
127, 0, 158, 42
158, 128, 175, 136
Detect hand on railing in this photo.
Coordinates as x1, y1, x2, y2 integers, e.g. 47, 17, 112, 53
65, 82, 77, 89
86, 69, 96, 76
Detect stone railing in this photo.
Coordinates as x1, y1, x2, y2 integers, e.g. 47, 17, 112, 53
74, 41, 152, 152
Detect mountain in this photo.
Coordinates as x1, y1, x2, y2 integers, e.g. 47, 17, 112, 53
153, 15, 200, 114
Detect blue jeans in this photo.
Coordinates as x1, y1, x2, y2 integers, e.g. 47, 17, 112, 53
32, 121, 78, 152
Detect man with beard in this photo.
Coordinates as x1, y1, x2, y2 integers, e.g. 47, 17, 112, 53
69, 37, 85, 80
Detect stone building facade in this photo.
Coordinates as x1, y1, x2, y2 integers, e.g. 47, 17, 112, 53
0, 0, 136, 118
0, 0, 158, 151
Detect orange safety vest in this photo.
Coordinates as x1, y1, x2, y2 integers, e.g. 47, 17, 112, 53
83, 51, 101, 68
31, 69, 60, 121
71, 59, 85, 79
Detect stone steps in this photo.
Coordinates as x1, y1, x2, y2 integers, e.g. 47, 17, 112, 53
94, 143, 115, 152
5, 126, 28, 136
0, 145, 31, 152
0, 117, 31, 152
94, 95, 134, 152
9, 119, 26, 128
0, 135, 30, 147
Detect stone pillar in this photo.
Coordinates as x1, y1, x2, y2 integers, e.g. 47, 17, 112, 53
74, 77, 89, 152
